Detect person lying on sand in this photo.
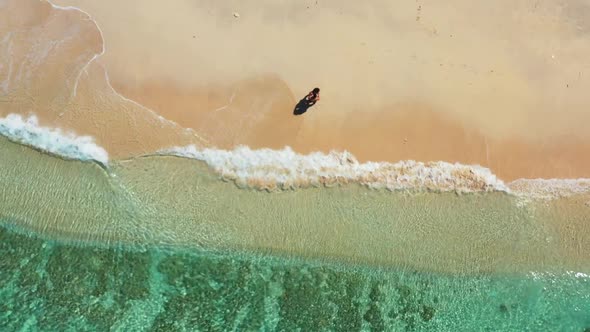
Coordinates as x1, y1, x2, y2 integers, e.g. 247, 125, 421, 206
293, 87, 321, 115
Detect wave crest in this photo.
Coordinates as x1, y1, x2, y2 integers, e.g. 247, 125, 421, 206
2, 114, 588, 201
163, 145, 509, 193
0, 114, 108, 164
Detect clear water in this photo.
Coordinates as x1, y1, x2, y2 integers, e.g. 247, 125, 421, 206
2, 137, 590, 331
1, 224, 590, 331
3, 136, 590, 275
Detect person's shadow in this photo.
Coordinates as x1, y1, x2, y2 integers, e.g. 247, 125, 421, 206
293, 97, 316, 115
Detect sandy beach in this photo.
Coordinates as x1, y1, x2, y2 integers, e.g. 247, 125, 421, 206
3, 2, 590, 329
2, 0, 590, 180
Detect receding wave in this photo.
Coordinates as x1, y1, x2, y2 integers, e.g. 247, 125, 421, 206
0, 114, 108, 164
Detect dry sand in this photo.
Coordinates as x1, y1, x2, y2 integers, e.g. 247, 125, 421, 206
2, 0, 590, 180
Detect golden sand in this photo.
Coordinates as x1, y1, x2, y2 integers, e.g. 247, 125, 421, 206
0, 0, 206, 157
2, 0, 590, 180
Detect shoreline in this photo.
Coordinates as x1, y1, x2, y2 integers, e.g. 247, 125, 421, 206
2, 135, 590, 275
3, 0, 590, 181
1, 113, 590, 200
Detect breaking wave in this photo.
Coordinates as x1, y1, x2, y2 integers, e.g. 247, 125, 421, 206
1, 112, 589, 201
0, 114, 108, 164
163, 145, 509, 193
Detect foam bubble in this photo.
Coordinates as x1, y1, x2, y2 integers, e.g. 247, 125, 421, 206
163, 145, 509, 193
0, 114, 109, 164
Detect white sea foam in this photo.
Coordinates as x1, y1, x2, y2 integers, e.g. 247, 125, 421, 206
1, 115, 587, 200
0, 114, 108, 164
163, 145, 510, 193
509, 178, 590, 201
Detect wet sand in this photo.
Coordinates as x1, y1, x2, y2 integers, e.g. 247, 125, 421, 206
3, 0, 590, 179
0, 0, 206, 157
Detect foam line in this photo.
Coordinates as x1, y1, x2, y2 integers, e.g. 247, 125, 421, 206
0, 114, 109, 164
163, 145, 510, 193
509, 178, 590, 201
45, 0, 210, 146
46, 1, 105, 100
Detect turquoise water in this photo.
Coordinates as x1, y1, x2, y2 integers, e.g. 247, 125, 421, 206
1, 223, 589, 331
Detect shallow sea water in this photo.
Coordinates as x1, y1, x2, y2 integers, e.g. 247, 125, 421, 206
2, 136, 590, 331
1, 224, 590, 332
2, 134, 589, 274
